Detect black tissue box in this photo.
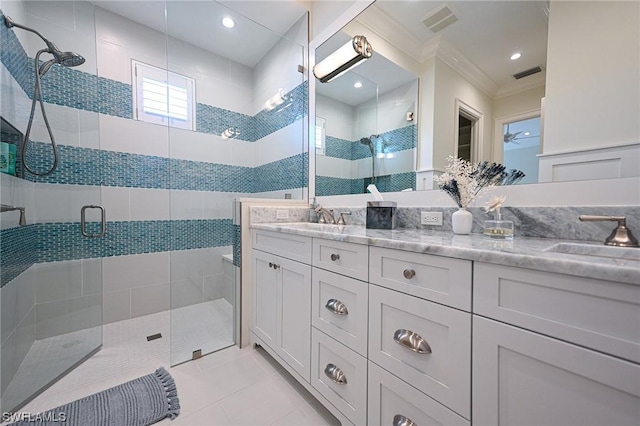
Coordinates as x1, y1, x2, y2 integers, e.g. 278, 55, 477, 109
366, 201, 397, 229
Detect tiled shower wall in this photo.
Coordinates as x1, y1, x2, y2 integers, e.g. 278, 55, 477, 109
1, 0, 307, 389
315, 80, 417, 195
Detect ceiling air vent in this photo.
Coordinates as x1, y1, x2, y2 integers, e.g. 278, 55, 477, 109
422, 4, 459, 33
513, 66, 543, 80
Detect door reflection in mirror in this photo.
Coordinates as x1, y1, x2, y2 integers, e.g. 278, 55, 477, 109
503, 116, 541, 184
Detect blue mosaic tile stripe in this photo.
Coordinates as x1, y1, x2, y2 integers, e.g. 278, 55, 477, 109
98, 77, 133, 119
1, 219, 234, 286
232, 224, 241, 267
315, 171, 416, 196
324, 136, 353, 160
0, 224, 38, 287
253, 152, 308, 193
351, 142, 372, 161
169, 159, 253, 193
382, 124, 417, 153
196, 104, 254, 141
253, 82, 307, 142
315, 176, 354, 196
25, 141, 256, 192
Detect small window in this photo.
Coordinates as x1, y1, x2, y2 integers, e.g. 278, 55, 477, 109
132, 60, 195, 130
315, 117, 326, 155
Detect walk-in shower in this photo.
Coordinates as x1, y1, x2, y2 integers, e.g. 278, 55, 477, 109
4, 16, 85, 176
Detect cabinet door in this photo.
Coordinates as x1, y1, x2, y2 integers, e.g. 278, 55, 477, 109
473, 316, 640, 426
252, 250, 278, 349
277, 256, 312, 381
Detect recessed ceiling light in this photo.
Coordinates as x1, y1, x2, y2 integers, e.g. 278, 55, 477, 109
354, 81, 363, 88
510, 52, 522, 60
222, 17, 235, 29
524, 131, 531, 136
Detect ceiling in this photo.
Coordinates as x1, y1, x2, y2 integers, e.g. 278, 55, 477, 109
91, 0, 308, 68
362, 0, 549, 97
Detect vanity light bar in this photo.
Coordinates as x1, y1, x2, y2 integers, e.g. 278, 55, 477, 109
313, 35, 373, 83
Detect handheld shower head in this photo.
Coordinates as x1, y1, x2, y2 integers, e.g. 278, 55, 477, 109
4, 15, 85, 75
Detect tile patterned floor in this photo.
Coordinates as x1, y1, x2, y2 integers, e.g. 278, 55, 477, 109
3, 301, 338, 426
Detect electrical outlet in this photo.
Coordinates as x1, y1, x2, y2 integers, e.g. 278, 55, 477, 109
276, 210, 289, 220
421, 211, 443, 226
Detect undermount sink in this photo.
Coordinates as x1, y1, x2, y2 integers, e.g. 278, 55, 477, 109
544, 243, 640, 261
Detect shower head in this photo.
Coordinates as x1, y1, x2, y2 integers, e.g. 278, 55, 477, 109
39, 50, 85, 75
359, 137, 374, 157
4, 15, 85, 75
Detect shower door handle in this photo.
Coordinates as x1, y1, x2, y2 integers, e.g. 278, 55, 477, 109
81, 205, 106, 238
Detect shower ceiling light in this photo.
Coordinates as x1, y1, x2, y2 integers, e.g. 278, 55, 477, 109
354, 81, 363, 88
313, 35, 372, 83
222, 17, 235, 28
510, 52, 522, 60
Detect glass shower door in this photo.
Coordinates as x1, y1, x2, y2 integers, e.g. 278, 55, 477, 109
0, 0, 103, 412
165, 0, 306, 365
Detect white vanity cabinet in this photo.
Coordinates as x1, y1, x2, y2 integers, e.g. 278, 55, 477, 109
473, 262, 640, 426
251, 227, 640, 426
251, 231, 312, 381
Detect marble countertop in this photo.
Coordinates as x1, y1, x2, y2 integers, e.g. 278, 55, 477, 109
251, 222, 640, 285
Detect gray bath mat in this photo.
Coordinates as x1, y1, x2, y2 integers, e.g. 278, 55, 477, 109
8, 367, 179, 425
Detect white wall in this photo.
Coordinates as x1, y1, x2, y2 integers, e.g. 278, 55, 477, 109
433, 57, 494, 168
543, 0, 640, 154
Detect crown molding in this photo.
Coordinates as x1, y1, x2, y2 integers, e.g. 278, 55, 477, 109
355, 6, 503, 98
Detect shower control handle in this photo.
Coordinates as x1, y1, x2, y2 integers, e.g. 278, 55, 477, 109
81, 205, 106, 238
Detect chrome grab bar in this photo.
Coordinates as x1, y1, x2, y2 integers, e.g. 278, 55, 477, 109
81, 205, 106, 238
325, 299, 349, 315
0, 204, 26, 225
393, 329, 432, 354
324, 363, 347, 385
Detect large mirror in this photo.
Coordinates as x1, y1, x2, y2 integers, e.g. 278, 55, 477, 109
315, 29, 418, 196
313, 0, 639, 196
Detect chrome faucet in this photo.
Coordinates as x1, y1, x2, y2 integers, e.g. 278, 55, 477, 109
0, 204, 26, 226
315, 206, 336, 224
579, 215, 639, 248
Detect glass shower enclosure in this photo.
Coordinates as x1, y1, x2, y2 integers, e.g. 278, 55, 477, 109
165, 1, 307, 365
1, 0, 102, 412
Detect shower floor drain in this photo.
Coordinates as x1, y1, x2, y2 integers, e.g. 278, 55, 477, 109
146, 333, 162, 341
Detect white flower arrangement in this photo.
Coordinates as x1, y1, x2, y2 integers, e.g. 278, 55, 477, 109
434, 156, 524, 209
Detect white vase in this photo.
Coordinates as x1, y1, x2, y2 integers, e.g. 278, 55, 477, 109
452, 208, 473, 234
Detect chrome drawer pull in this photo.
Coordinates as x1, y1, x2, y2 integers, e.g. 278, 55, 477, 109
330, 253, 340, 261
393, 329, 432, 354
268, 262, 279, 269
324, 363, 347, 385
403, 269, 416, 279
325, 299, 349, 315
393, 414, 417, 426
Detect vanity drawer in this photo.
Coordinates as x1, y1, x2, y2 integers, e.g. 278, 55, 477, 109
312, 238, 368, 281
369, 284, 471, 419
311, 328, 367, 426
369, 246, 472, 311
252, 230, 312, 264
368, 361, 470, 426
312, 268, 369, 356
474, 262, 640, 363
